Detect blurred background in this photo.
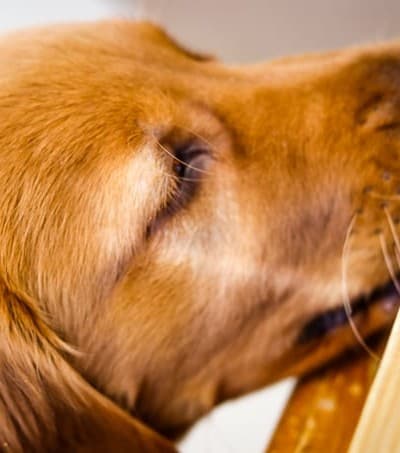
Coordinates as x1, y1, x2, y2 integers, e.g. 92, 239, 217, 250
1, 1, 399, 452
2, 0, 400, 62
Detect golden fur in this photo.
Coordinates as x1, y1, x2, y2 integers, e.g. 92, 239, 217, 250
0, 20, 399, 451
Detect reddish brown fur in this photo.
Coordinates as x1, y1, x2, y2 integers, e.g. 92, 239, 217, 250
0, 20, 399, 451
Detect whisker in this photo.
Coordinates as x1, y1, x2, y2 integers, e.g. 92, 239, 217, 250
341, 214, 379, 361
384, 207, 400, 270
174, 124, 219, 154
154, 138, 214, 176
155, 169, 178, 183
145, 147, 213, 184
153, 170, 202, 185
395, 247, 400, 268
133, 136, 179, 184
379, 233, 400, 296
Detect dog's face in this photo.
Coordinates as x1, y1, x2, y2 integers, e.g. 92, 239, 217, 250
1, 20, 399, 450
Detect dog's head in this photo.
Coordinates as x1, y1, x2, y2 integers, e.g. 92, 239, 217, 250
0, 20, 399, 450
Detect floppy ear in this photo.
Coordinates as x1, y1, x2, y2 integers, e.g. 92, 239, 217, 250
0, 281, 176, 452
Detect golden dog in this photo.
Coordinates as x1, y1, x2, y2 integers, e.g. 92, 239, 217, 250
0, 20, 399, 452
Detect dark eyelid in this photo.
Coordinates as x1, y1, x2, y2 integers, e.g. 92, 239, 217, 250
175, 142, 209, 159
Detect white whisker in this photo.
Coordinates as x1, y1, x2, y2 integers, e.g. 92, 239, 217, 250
384, 206, 400, 271
155, 139, 214, 176
395, 247, 400, 268
341, 214, 379, 360
175, 124, 219, 155
379, 233, 400, 296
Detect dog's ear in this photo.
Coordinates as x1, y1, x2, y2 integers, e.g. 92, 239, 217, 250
346, 51, 400, 133
0, 281, 176, 452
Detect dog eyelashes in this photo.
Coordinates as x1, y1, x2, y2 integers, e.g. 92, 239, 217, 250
154, 137, 213, 178
173, 142, 210, 180
167, 142, 210, 212
146, 142, 211, 238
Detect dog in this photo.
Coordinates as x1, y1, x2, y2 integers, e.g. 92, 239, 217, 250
0, 19, 399, 452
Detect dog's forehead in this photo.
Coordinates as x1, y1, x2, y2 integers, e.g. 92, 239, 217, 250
0, 19, 395, 108
0, 20, 400, 157
0, 20, 341, 92
0, 22, 229, 129
1, 21, 400, 83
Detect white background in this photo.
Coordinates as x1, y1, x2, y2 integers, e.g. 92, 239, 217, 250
1, 1, 399, 452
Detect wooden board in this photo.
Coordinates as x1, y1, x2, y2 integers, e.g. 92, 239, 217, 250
266, 334, 388, 453
349, 312, 400, 452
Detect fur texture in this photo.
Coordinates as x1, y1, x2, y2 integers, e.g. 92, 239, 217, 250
0, 20, 399, 451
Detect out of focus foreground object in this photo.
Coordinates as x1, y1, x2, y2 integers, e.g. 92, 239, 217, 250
267, 333, 388, 452
349, 310, 400, 453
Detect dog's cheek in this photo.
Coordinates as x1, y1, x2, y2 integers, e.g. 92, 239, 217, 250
86, 241, 280, 431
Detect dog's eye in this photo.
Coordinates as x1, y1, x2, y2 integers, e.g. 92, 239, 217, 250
166, 143, 210, 213
146, 143, 210, 237
173, 144, 209, 182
